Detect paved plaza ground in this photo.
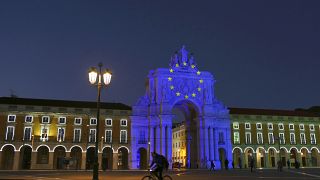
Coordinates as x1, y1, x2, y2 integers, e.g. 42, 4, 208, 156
0, 168, 320, 180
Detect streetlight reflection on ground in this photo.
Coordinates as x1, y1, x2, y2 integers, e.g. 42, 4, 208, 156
88, 62, 112, 180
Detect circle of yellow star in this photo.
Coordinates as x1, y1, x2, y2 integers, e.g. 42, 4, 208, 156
192, 93, 196, 97
168, 77, 172, 81
175, 63, 179, 67
176, 92, 181, 96
184, 95, 189, 99
197, 87, 201, 92
169, 69, 174, 73
191, 65, 195, 69
197, 71, 201, 75
199, 79, 203, 83
183, 62, 187, 66
170, 85, 174, 90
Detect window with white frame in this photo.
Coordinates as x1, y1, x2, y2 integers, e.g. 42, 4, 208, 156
105, 130, 112, 143
290, 133, 296, 144
256, 123, 262, 130
40, 126, 49, 141
73, 128, 81, 142
309, 124, 315, 131
268, 123, 273, 130
268, 133, 274, 144
245, 132, 251, 144
25, 116, 33, 123
23, 127, 32, 141
257, 132, 263, 144
233, 132, 240, 144
57, 127, 65, 142
310, 133, 316, 144
245, 123, 251, 129
279, 133, 285, 144
299, 124, 305, 131
120, 130, 127, 143
6, 126, 15, 140
90, 118, 97, 125
289, 124, 294, 130
58, 117, 66, 124
300, 133, 306, 144
278, 123, 284, 130
105, 119, 112, 126
42, 116, 50, 123
7, 115, 16, 122
74, 118, 82, 125
233, 122, 239, 129
89, 129, 96, 142
120, 119, 127, 126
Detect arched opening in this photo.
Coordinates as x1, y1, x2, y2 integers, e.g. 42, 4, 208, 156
244, 148, 253, 169
311, 149, 318, 166
290, 148, 298, 167
219, 148, 227, 169
70, 147, 82, 170
137, 147, 147, 170
1, 145, 15, 170
280, 148, 287, 167
172, 100, 199, 169
268, 148, 276, 167
53, 146, 66, 170
20, 146, 32, 169
233, 148, 241, 168
256, 148, 266, 168
300, 148, 308, 167
102, 147, 113, 170
37, 146, 49, 164
86, 147, 95, 170
118, 147, 128, 169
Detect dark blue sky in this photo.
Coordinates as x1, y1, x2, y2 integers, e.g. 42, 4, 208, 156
0, 1, 319, 110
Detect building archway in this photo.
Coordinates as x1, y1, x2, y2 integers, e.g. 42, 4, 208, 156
280, 148, 287, 167
86, 147, 95, 170
102, 147, 113, 170
70, 146, 82, 170
268, 148, 276, 167
300, 148, 309, 167
232, 148, 242, 168
20, 145, 32, 169
137, 147, 147, 170
118, 147, 128, 169
37, 146, 49, 164
244, 148, 254, 168
219, 148, 227, 169
256, 147, 266, 168
311, 148, 319, 166
290, 148, 298, 167
53, 146, 66, 169
1, 145, 15, 170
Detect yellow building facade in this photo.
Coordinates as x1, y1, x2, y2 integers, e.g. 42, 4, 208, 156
172, 124, 186, 167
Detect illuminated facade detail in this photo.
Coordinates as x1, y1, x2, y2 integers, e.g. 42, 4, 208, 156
230, 108, 320, 169
0, 97, 131, 170
131, 46, 232, 170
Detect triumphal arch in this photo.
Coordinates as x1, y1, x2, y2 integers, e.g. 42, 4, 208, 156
131, 46, 232, 169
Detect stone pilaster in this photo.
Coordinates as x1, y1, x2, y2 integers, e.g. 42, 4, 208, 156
13, 151, 20, 170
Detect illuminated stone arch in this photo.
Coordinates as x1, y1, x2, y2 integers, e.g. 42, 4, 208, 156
18, 144, 32, 151
232, 147, 243, 153
52, 145, 67, 152
35, 144, 51, 152
69, 145, 84, 153
0, 144, 17, 151
102, 146, 115, 153
131, 46, 232, 169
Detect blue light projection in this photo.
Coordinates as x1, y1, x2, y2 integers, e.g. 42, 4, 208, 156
130, 46, 232, 169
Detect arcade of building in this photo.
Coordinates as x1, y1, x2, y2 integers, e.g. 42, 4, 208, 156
0, 47, 319, 170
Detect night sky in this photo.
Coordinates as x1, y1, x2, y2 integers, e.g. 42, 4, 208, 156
0, 1, 319, 110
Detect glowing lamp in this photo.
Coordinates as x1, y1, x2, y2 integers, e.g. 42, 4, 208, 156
103, 70, 112, 85
88, 67, 98, 84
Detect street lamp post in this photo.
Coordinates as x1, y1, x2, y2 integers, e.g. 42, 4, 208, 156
88, 62, 112, 180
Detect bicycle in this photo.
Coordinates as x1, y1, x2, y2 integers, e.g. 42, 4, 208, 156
141, 169, 173, 180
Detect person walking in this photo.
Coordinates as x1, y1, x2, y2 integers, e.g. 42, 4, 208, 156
287, 159, 290, 169
224, 159, 229, 170
238, 158, 242, 169
250, 157, 254, 172
277, 160, 283, 172
210, 160, 215, 171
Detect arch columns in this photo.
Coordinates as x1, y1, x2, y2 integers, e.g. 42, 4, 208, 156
112, 152, 118, 169
159, 114, 173, 168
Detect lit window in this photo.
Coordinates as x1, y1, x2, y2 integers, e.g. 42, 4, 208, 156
290, 133, 295, 144
233, 122, 239, 129
42, 116, 50, 123
57, 127, 65, 142
25, 116, 33, 123
7, 115, 16, 122
256, 123, 262, 130
73, 129, 81, 143
40, 126, 49, 142
278, 123, 284, 130
279, 133, 285, 144
23, 127, 32, 141
89, 129, 96, 142
245, 123, 251, 129
268, 123, 273, 130
309, 124, 315, 131
120, 130, 127, 143
106, 119, 112, 126
74, 118, 82, 125
299, 124, 304, 131
120, 119, 127, 126
289, 124, 294, 130
268, 133, 274, 144
245, 132, 251, 144
6, 126, 15, 141
58, 117, 66, 124
90, 118, 97, 125
233, 132, 240, 144
310, 133, 316, 144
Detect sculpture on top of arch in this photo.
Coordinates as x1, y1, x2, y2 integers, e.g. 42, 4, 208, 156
131, 46, 232, 170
